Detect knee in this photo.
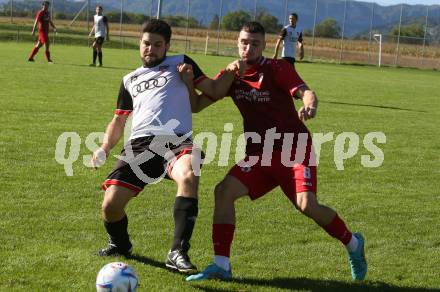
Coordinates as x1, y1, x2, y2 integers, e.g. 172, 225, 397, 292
176, 169, 197, 188
296, 193, 318, 215
214, 181, 236, 204
101, 200, 114, 217
101, 197, 122, 219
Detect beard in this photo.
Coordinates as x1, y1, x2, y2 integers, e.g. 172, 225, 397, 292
141, 54, 166, 68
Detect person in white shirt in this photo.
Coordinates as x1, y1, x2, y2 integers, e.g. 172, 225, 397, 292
273, 13, 304, 67
89, 5, 109, 67
91, 19, 235, 274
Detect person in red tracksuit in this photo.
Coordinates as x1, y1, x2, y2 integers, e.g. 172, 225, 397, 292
28, 1, 57, 63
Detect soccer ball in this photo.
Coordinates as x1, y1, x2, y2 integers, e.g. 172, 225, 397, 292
96, 262, 138, 292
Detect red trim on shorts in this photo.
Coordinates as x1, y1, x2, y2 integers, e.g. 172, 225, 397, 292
102, 179, 142, 194
166, 146, 193, 179
114, 109, 132, 115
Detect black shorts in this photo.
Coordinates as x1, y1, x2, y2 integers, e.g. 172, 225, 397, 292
95, 37, 105, 45
282, 57, 296, 65
102, 135, 201, 195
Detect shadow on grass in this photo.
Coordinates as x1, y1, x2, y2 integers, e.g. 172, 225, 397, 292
191, 277, 440, 292
59, 62, 134, 71
129, 253, 168, 271
321, 100, 427, 113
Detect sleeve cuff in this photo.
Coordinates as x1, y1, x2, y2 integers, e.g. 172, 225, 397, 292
114, 109, 132, 115
290, 84, 307, 99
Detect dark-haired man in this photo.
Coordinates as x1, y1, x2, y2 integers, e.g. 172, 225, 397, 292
91, 19, 235, 274
28, 1, 56, 63
185, 21, 367, 281
273, 13, 304, 66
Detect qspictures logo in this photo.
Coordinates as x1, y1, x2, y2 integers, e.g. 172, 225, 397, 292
54, 119, 386, 181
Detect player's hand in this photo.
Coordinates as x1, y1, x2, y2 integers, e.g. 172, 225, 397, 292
178, 63, 194, 86
91, 148, 108, 169
225, 59, 245, 77
298, 105, 317, 122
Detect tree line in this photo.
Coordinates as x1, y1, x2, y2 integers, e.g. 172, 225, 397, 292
1, 1, 434, 43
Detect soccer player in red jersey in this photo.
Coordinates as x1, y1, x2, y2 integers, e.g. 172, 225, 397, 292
28, 1, 56, 63
185, 22, 367, 281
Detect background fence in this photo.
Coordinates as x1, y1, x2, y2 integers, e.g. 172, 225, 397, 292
2, 0, 440, 69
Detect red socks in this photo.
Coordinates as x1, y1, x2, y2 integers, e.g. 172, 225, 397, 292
323, 214, 352, 245
212, 216, 351, 258
212, 224, 235, 257
28, 48, 51, 62
29, 47, 39, 60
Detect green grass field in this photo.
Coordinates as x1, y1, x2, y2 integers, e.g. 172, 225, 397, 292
1, 42, 439, 291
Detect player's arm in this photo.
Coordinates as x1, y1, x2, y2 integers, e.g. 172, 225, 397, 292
91, 114, 128, 169
195, 70, 235, 100
273, 38, 282, 59
191, 60, 244, 111
89, 24, 95, 37
273, 28, 286, 59
104, 16, 110, 40
92, 81, 132, 168
178, 63, 217, 113
297, 32, 304, 60
274, 60, 317, 121
188, 88, 216, 114
49, 19, 56, 31
296, 86, 318, 121
184, 56, 240, 100
195, 59, 244, 100
31, 13, 39, 35
101, 114, 128, 154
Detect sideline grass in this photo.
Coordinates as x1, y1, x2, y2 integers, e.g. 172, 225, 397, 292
0, 42, 439, 291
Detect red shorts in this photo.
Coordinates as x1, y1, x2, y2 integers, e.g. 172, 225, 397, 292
228, 147, 317, 204
38, 32, 49, 44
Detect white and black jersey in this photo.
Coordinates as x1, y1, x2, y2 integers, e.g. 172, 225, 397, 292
279, 25, 303, 58
94, 15, 108, 38
115, 55, 206, 141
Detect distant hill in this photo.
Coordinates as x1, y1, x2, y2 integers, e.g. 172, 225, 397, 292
3, 0, 440, 37
90, 0, 440, 37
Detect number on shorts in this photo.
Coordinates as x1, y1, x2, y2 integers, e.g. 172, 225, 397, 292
304, 167, 311, 179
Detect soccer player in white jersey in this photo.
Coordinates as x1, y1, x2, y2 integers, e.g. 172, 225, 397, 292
89, 5, 109, 67
273, 13, 304, 66
91, 19, 236, 274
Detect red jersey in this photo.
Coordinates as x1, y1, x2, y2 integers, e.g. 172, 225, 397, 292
216, 57, 310, 154
36, 9, 50, 34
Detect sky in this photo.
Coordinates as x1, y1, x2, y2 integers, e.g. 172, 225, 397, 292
372, 0, 439, 5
